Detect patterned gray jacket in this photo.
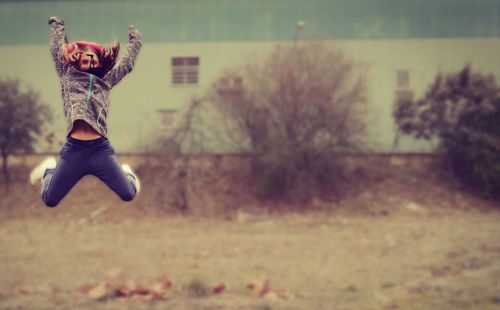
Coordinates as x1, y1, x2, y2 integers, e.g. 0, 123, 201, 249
49, 17, 142, 139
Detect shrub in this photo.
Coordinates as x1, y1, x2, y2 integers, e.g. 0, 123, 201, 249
394, 65, 500, 198
170, 42, 370, 202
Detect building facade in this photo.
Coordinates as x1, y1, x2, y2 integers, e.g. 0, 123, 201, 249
1, 0, 499, 153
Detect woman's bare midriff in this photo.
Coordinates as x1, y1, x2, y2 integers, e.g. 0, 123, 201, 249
70, 120, 102, 140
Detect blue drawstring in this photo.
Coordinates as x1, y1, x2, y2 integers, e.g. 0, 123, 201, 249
86, 74, 93, 107
85, 74, 102, 126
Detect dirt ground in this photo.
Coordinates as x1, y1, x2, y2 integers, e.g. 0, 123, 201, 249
0, 163, 499, 309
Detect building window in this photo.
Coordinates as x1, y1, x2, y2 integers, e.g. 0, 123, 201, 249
158, 109, 177, 129
172, 57, 199, 85
395, 69, 413, 103
396, 69, 410, 89
215, 74, 244, 96
395, 89, 414, 103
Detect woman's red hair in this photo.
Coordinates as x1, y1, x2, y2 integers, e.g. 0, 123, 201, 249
63, 40, 120, 77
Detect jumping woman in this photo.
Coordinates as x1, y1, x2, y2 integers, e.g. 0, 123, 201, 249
30, 16, 142, 207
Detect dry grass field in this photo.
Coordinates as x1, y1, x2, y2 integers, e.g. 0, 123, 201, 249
0, 158, 499, 309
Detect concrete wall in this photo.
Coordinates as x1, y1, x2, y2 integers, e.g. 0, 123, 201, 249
1, 0, 499, 153
6, 153, 438, 175
1, 37, 499, 153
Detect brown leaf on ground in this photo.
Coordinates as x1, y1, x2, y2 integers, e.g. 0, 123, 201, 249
130, 285, 153, 296
16, 285, 59, 295
429, 266, 462, 277
51, 285, 62, 294
16, 288, 32, 295
87, 282, 109, 300
115, 287, 130, 297
149, 283, 170, 299
115, 279, 137, 297
213, 283, 226, 294
155, 273, 173, 289
196, 251, 210, 259
259, 279, 272, 297
247, 279, 290, 300
75, 283, 97, 294
131, 293, 154, 301
151, 282, 166, 294
82, 276, 171, 301
275, 289, 290, 300
264, 291, 280, 300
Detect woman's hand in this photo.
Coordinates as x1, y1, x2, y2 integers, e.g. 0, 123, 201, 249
128, 25, 141, 40
48, 16, 64, 26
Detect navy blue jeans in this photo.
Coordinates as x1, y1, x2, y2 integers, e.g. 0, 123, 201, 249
41, 136, 137, 207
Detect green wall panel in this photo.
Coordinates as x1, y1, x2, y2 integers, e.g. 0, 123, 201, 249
0, 0, 499, 45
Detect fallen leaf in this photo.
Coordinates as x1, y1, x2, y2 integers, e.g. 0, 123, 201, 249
275, 289, 289, 300
430, 266, 461, 277
130, 285, 152, 296
17, 288, 31, 295
259, 279, 272, 297
115, 286, 130, 298
151, 282, 167, 295
88, 282, 109, 300
76, 283, 97, 294
77, 274, 173, 301
51, 285, 62, 294
213, 283, 226, 294
131, 293, 154, 301
151, 282, 171, 299
264, 291, 280, 300
247, 279, 262, 294
196, 251, 210, 259
156, 273, 172, 289
114, 278, 137, 297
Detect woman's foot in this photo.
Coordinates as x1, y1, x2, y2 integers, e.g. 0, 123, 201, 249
121, 164, 141, 194
30, 157, 57, 185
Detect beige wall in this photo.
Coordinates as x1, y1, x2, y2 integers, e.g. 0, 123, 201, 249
1, 37, 499, 153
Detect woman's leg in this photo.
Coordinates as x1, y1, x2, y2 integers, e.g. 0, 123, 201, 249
41, 155, 86, 207
90, 141, 138, 202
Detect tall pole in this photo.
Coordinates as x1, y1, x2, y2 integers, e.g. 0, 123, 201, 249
294, 20, 305, 46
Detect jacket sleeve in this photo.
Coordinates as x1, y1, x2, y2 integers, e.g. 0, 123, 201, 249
106, 26, 143, 87
48, 16, 67, 77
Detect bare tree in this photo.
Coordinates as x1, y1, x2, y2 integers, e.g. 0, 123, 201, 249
0, 78, 52, 183
166, 42, 370, 201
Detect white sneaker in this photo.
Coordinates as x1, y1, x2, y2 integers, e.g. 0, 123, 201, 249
30, 157, 57, 186
121, 164, 141, 194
